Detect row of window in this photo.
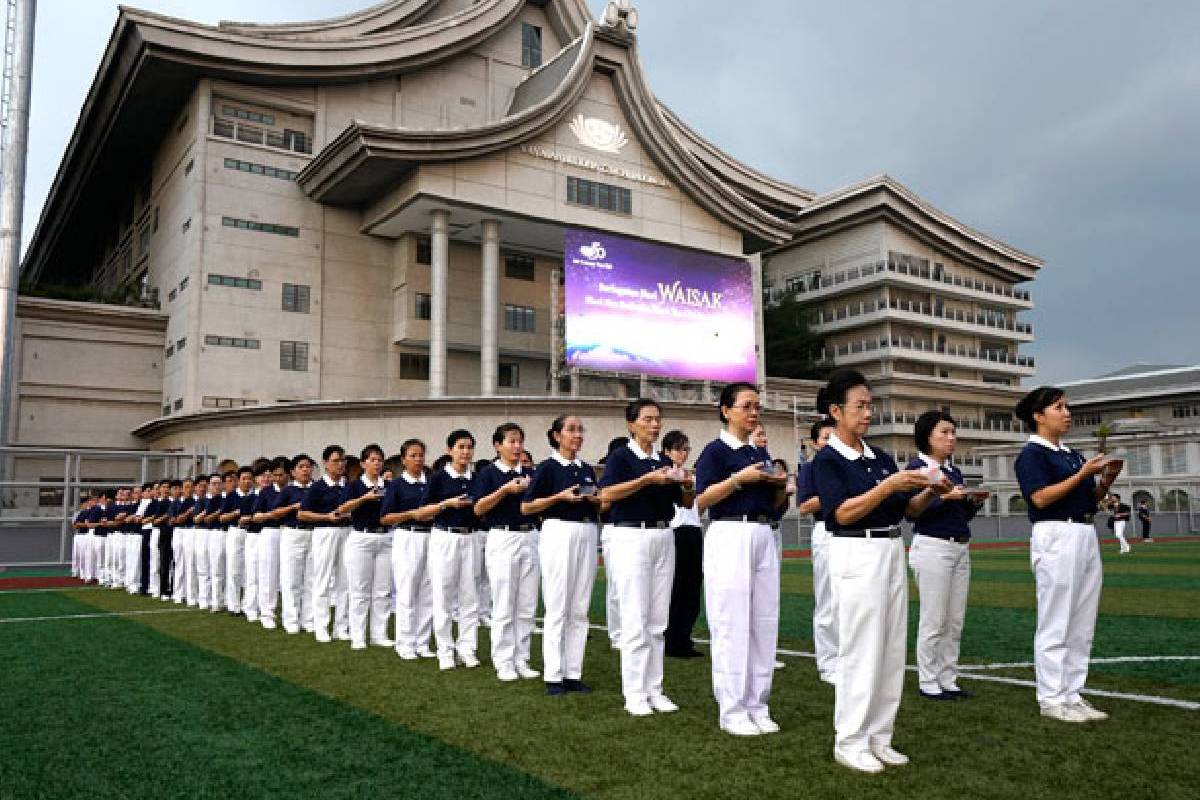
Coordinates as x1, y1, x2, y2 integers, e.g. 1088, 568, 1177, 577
208, 274, 262, 290
202, 397, 259, 410
221, 216, 300, 238
412, 239, 537, 282
399, 353, 519, 387
413, 293, 536, 332
167, 335, 308, 371
224, 157, 298, 182
567, 176, 632, 215
222, 105, 275, 126
205, 335, 260, 350
206, 275, 311, 312
1172, 404, 1200, 418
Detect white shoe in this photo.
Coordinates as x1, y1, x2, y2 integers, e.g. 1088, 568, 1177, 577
350, 641, 367, 651
752, 716, 780, 734
720, 718, 762, 737
370, 638, 396, 648
516, 663, 540, 679
261, 618, 277, 630
245, 614, 259, 623
395, 648, 418, 661
439, 657, 456, 671
174, 598, 184, 605
416, 647, 436, 658
459, 652, 480, 668
284, 625, 300, 635
314, 629, 332, 643
335, 629, 352, 642
834, 747, 885, 774
625, 700, 654, 717
1040, 703, 1089, 723
871, 745, 909, 766
819, 672, 837, 685
497, 668, 519, 682
648, 695, 679, 713
1071, 700, 1109, 721
774, 660, 786, 670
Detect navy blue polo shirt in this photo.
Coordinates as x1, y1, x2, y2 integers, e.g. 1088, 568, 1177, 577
252, 485, 281, 528
812, 435, 909, 532
598, 443, 681, 525
342, 477, 386, 530
381, 474, 428, 523
905, 457, 978, 538
88, 504, 107, 535
422, 466, 479, 529
302, 477, 346, 518
523, 455, 599, 523
220, 491, 243, 529
796, 461, 823, 522
277, 483, 311, 527
1014, 437, 1097, 523
694, 431, 778, 520
472, 462, 534, 529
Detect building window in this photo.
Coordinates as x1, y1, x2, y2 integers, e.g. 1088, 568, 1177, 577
179, 276, 189, 292
280, 341, 309, 371
282, 283, 311, 313
202, 397, 259, 409
181, 217, 191, 233
163, 403, 171, 417
415, 236, 431, 266
222, 216, 300, 238
499, 362, 519, 388
176, 337, 187, 351
222, 104, 276, 126
504, 304, 536, 333
504, 253, 536, 281
1172, 403, 1200, 418
399, 353, 430, 380
168, 288, 177, 302
184, 159, 194, 176
173, 399, 183, 411
223, 158, 299, 182
567, 176, 632, 215
207, 274, 263, 290
521, 23, 542, 68
1162, 443, 1189, 475
205, 335, 261, 350
1074, 412, 1102, 428
1127, 445, 1152, 477
165, 344, 174, 358
415, 293, 432, 321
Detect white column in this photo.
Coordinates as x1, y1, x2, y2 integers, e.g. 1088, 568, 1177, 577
480, 219, 500, 397
429, 209, 450, 398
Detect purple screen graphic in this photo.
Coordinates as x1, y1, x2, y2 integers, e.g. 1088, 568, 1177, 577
563, 229, 756, 383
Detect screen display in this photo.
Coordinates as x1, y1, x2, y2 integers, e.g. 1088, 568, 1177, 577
563, 229, 756, 383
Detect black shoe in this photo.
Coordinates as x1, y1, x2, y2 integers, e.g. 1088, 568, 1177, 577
563, 679, 592, 694
919, 690, 955, 701
943, 688, 974, 699
545, 682, 566, 696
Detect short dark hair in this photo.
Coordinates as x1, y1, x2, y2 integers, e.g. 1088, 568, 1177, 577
194, 474, 208, 484
168, 479, 182, 488
237, 466, 254, 478
221, 470, 237, 481
718, 382, 758, 423
816, 369, 870, 416
250, 457, 271, 474
914, 410, 957, 455
321, 445, 345, 462
662, 430, 689, 452
446, 429, 475, 449
289, 454, 314, 472
809, 417, 836, 443
399, 439, 425, 459
772, 458, 789, 473
625, 398, 661, 423
599, 435, 629, 464
1015, 386, 1065, 430
547, 415, 579, 449
269, 456, 289, 473
493, 423, 524, 446
360, 443, 385, 462
141, 482, 154, 490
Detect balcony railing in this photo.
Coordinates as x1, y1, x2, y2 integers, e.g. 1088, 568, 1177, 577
772, 258, 1032, 304
820, 336, 1035, 369
873, 410, 1020, 434
212, 117, 312, 155
810, 295, 1033, 336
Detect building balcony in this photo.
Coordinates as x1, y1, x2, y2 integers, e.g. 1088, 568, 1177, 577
810, 297, 1034, 341
821, 336, 1036, 376
767, 259, 1033, 309
211, 117, 312, 155
868, 411, 1024, 442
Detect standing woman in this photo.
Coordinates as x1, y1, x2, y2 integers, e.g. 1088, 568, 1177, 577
277, 455, 316, 635
798, 417, 837, 684
811, 369, 941, 772
382, 439, 438, 660
302, 446, 351, 644
253, 457, 289, 630
522, 415, 602, 696
906, 410, 987, 701
662, 430, 703, 659
473, 423, 541, 682
1014, 386, 1119, 723
694, 383, 790, 736
339, 444, 393, 650
599, 399, 684, 716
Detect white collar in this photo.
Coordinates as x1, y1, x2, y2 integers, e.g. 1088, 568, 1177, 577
236, 488, 248, 497
322, 474, 345, 488
552, 452, 582, 467
627, 440, 661, 460
401, 471, 426, 485
493, 459, 522, 474
1028, 434, 1070, 452
291, 480, 311, 489
206, 493, 217, 499
828, 432, 876, 461
918, 453, 951, 470
360, 474, 384, 490
719, 429, 752, 449
443, 463, 473, 480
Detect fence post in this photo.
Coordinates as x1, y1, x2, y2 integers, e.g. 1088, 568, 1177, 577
58, 451, 70, 564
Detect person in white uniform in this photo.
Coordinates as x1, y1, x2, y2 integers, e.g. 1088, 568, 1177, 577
277, 455, 316, 634
797, 418, 837, 684
300, 446, 351, 643
338, 444, 393, 650
381, 439, 439, 660
253, 457, 290, 630
220, 467, 255, 616
599, 436, 630, 651
1013, 385, 1120, 723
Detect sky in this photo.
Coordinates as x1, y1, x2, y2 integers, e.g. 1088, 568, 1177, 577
18, 0, 1200, 384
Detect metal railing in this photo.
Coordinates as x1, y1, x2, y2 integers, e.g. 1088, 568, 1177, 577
211, 117, 312, 155
811, 296, 1033, 335
821, 337, 1035, 369
771, 258, 1032, 304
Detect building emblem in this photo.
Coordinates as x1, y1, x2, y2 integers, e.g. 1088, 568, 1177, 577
579, 241, 607, 260
569, 114, 629, 155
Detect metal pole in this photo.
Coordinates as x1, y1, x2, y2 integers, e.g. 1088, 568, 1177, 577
58, 451, 69, 563
0, 0, 36, 447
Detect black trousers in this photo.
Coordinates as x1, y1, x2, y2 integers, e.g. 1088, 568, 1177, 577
138, 530, 153, 594
158, 528, 174, 597
665, 525, 704, 654
1141, 519, 1152, 539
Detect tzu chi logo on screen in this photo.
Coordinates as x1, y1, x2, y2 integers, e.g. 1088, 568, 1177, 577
563, 228, 756, 383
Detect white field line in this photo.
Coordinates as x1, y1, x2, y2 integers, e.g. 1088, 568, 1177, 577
0, 586, 103, 595
0, 609, 191, 624
960, 656, 1200, 670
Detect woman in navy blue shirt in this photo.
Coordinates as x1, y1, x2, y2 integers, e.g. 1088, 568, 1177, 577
905, 410, 987, 702
694, 382, 789, 737
521, 414, 602, 696
798, 417, 837, 685
338, 444, 391, 651
1013, 386, 1119, 723
599, 399, 687, 717
810, 369, 942, 773
381, 439, 438, 660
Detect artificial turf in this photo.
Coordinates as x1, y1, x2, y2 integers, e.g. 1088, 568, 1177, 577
3, 543, 1197, 799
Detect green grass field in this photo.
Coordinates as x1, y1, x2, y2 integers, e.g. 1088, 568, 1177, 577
3, 541, 1197, 800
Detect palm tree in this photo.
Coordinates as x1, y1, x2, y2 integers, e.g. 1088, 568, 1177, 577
1094, 423, 1113, 454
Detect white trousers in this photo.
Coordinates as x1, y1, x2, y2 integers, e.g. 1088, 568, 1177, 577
539, 520, 598, 683
206, 528, 226, 610
107, 532, 122, 586
830, 535, 907, 752
345, 530, 393, 645
124, 532, 143, 592
172, 528, 189, 600
311, 526, 350, 636
908, 534, 970, 693
243, 531, 260, 620
485, 528, 540, 671
148, 528, 162, 595
1031, 521, 1102, 706
393, 528, 433, 653
1113, 520, 1131, 553
601, 528, 621, 646
258, 527, 282, 623
81, 533, 99, 581
810, 521, 839, 679
428, 528, 479, 659
704, 521, 780, 728
473, 530, 492, 619
224, 527, 246, 613
71, 533, 83, 576
186, 528, 201, 605
280, 527, 315, 632
607, 525, 676, 704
